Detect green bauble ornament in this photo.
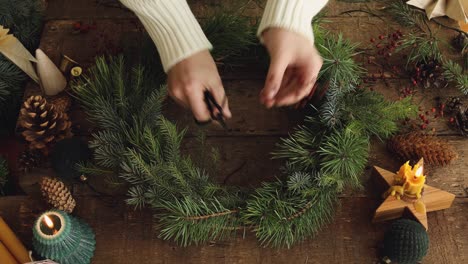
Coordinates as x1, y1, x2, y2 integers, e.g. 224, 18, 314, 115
32, 210, 95, 264
383, 219, 429, 264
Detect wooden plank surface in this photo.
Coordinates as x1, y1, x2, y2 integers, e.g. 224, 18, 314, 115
1, 196, 467, 264
4, 0, 467, 263
44, 0, 390, 20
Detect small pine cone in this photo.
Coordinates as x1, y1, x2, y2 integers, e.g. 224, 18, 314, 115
414, 60, 445, 89
17, 150, 43, 173
445, 97, 463, 114
40, 177, 76, 213
387, 132, 457, 166
48, 92, 72, 113
19, 95, 73, 152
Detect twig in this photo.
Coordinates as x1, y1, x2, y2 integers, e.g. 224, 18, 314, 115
185, 209, 239, 220
431, 18, 468, 38
340, 9, 386, 22
223, 161, 247, 184
287, 201, 313, 221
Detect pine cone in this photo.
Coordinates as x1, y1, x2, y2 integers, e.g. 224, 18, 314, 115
387, 132, 457, 166
17, 150, 43, 173
455, 108, 468, 137
40, 177, 76, 213
413, 60, 445, 89
445, 97, 463, 114
48, 92, 72, 113
445, 97, 468, 137
19, 95, 73, 152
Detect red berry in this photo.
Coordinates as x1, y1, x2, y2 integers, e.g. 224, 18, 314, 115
425, 119, 429, 124
431, 107, 436, 113
379, 35, 385, 40
440, 103, 445, 109
73, 22, 81, 30
370, 38, 375, 42
420, 124, 427, 130
449, 117, 455, 123
425, 111, 430, 115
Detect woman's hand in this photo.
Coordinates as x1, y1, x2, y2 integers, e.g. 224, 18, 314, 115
167, 50, 232, 122
260, 28, 323, 108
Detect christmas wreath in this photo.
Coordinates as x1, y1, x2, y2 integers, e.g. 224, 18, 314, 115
72, 14, 417, 248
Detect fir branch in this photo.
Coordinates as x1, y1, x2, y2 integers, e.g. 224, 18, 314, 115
386, 1, 427, 33
157, 196, 241, 246
442, 60, 468, 95
202, 13, 256, 62
317, 34, 364, 93
318, 129, 369, 190
243, 181, 337, 248
272, 125, 323, 171
0, 0, 43, 50
184, 209, 239, 221
287, 172, 313, 194
396, 33, 442, 65
340, 90, 417, 139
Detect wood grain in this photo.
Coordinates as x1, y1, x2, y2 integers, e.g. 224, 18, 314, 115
0, 196, 467, 263
6, 0, 468, 263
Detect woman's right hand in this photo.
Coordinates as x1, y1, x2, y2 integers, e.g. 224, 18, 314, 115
167, 50, 232, 122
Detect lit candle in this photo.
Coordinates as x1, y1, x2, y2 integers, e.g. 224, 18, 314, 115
33, 210, 96, 264
0, 241, 18, 264
403, 163, 426, 198
395, 161, 411, 184
0, 217, 31, 263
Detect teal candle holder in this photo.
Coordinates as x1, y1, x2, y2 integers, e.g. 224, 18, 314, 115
32, 210, 95, 264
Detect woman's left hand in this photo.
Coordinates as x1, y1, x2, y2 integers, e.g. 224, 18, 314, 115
260, 28, 323, 108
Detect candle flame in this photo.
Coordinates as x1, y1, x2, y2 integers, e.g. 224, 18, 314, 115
43, 215, 54, 229
415, 165, 423, 177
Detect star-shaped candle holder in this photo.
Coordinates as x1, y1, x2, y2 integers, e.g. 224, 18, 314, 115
372, 158, 455, 230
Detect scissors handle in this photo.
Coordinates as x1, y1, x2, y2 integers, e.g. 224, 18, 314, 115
194, 90, 228, 130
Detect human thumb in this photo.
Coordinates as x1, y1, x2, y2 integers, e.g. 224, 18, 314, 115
261, 56, 288, 102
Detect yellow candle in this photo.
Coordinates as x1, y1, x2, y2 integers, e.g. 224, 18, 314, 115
395, 161, 411, 184
403, 164, 426, 198
0, 241, 18, 264
0, 217, 30, 264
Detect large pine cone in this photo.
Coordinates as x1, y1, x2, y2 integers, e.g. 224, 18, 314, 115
40, 177, 76, 213
19, 95, 73, 152
387, 132, 457, 166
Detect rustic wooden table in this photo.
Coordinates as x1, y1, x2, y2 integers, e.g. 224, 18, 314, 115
0, 0, 466, 263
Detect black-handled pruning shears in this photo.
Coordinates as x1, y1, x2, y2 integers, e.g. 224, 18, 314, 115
194, 90, 228, 130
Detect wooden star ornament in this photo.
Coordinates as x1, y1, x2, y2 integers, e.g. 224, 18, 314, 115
372, 158, 455, 230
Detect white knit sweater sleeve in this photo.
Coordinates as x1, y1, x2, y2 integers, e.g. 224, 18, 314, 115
119, 0, 212, 73
120, 0, 328, 73
257, 0, 329, 45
